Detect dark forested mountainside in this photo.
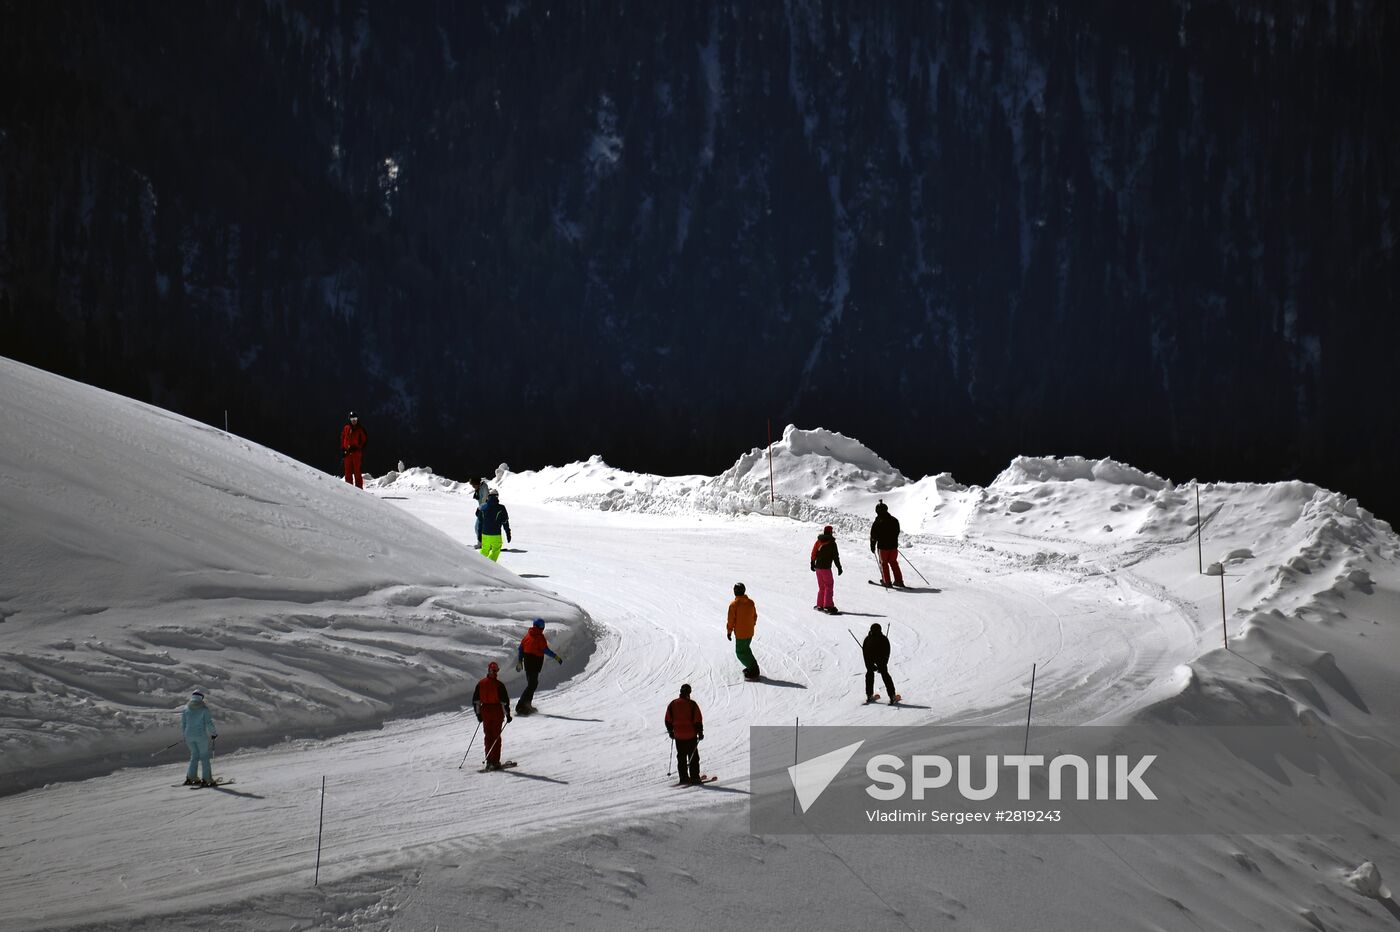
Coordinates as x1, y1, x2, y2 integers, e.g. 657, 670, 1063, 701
1, 2, 1396, 516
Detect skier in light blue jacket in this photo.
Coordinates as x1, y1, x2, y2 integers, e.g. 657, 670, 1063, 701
181, 689, 219, 786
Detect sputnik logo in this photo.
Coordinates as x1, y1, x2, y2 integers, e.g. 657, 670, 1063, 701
787, 740, 865, 813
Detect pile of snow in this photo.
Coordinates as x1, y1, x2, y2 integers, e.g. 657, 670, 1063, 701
368, 465, 470, 493
992, 454, 1168, 489
0, 358, 587, 792
717, 425, 908, 499
1346, 861, 1391, 900
483, 454, 708, 508
484, 426, 959, 534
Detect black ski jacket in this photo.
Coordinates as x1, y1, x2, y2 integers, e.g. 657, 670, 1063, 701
870, 513, 901, 551
811, 534, 842, 571
480, 498, 511, 536
862, 631, 891, 665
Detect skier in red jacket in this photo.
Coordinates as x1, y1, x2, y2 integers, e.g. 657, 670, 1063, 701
472, 661, 513, 769
340, 412, 368, 488
664, 684, 704, 784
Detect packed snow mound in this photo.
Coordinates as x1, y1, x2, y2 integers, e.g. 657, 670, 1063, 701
485, 427, 921, 530
368, 465, 469, 493
992, 455, 1168, 490
1143, 486, 1398, 730
491, 454, 707, 505
0, 357, 587, 792
718, 425, 907, 500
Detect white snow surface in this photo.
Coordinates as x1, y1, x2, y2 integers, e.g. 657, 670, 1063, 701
0, 358, 584, 791
3, 357, 1400, 930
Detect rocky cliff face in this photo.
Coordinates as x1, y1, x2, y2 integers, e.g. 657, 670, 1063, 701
2, 1, 1395, 516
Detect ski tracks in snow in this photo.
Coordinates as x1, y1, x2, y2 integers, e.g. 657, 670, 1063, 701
0, 496, 1217, 929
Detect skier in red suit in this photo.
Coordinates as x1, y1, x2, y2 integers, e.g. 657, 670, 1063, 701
340, 412, 368, 488
472, 661, 513, 769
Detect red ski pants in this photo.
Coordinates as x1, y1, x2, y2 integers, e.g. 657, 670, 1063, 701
878, 549, 904, 586
343, 451, 364, 488
482, 711, 504, 764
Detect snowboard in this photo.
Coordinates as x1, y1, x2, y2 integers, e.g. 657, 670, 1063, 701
479, 760, 518, 773
673, 775, 718, 787
175, 779, 234, 788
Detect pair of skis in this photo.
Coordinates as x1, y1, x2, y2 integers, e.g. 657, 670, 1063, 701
672, 774, 718, 787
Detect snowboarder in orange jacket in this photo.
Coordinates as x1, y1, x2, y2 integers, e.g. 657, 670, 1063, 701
726, 583, 760, 680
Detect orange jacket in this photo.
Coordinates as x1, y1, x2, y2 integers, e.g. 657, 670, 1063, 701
665, 697, 703, 740
727, 596, 757, 639
519, 627, 555, 659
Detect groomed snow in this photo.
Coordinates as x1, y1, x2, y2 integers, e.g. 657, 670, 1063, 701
3, 357, 1400, 930
0, 358, 586, 792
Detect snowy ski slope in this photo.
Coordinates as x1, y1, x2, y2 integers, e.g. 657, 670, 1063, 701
2, 358, 1398, 930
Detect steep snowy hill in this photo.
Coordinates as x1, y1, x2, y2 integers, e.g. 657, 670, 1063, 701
0, 358, 587, 792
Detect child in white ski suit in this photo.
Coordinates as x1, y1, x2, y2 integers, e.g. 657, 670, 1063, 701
181, 689, 219, 785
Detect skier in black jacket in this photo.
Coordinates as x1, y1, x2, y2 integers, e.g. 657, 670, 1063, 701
869, 501, 906, 588
861, 623, 899, 704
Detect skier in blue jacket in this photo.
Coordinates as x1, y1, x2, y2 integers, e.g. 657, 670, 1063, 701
479, 492, 512, 562
181, 689, 219, 786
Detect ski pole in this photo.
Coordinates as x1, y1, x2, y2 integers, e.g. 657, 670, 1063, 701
871, 549, 888, 589
847, 629, 862, 650
314, 775, 326, 886
458, 719, 482, 769
896, 550, 930, 586
151, 740, 182, 758
667, 738, 674, 778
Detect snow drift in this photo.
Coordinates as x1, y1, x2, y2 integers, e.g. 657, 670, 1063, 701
0, 357, 587, 792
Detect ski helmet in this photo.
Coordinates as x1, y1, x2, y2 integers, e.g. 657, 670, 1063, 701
348, 411, 358, 420
532, 618, 546, 628
875, 502, 888, 514
822, 525, 834, 535
191, 689, 205, 699
733, 582, 745, 596
680, 683, 692, 697
487, 661, 499, 673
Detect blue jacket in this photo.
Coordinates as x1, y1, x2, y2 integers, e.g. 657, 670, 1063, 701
480, 496, 511, 536
181, 698, 217, 745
